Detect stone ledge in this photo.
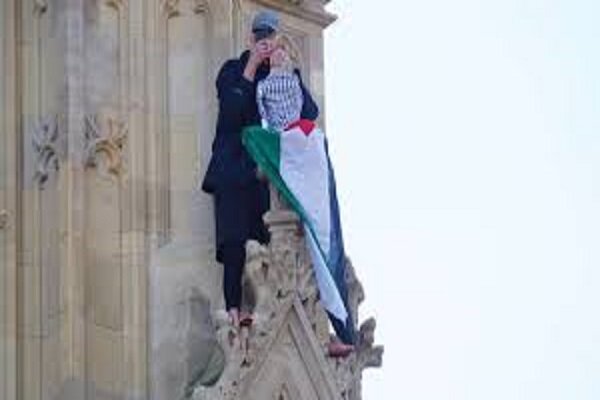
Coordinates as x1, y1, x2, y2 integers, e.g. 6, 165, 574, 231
253, 0, 337, 27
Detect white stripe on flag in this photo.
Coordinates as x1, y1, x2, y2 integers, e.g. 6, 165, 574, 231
280, 127, 331, 255
280, 126, 348, 322
305, 226, 348, 322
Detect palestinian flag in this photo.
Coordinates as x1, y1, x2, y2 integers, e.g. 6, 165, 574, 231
242, 119, 355, 345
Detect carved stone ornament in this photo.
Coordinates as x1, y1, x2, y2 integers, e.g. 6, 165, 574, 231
0, 210, 9, 230
326, 259, 384, 400
193, 0, 209, 14
162, 0, 207, 17
328, 315, 384, 400
32, 115, 61, 188
84, 114, 127, 177
188, 184, 383, 400
33, 0, 48, 16
105, 0, 126, 11
162, 0, 180, 18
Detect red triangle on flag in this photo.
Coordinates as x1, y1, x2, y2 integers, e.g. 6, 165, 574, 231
285, 119, 316, 136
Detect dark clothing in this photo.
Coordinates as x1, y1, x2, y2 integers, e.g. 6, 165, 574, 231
202, 50, 319, 263
221, 242, 246, 310
213, 182, 270, 263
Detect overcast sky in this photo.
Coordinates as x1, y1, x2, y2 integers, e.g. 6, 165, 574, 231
323, 1, 600, 399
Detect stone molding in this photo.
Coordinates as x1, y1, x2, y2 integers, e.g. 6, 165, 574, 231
253, 0, 337, 27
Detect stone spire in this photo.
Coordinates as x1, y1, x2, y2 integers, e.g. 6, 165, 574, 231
191, 186, 383, 400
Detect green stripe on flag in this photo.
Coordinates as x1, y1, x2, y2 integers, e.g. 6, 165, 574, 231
242, 125, 331, 267
243, 126, 305, 217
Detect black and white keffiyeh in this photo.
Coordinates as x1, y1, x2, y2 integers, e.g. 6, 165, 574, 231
256, 70, 304, 131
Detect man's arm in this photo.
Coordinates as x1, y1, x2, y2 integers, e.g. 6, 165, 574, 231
216, 44, 270, 128
216, 60, 255, 128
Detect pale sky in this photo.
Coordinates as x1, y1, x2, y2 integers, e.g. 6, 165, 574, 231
323, 1, 600, 399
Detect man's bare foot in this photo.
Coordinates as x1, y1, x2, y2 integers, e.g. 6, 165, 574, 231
327, 340, 354, 358
239, 310, 254, 327
228, 308, 240, 327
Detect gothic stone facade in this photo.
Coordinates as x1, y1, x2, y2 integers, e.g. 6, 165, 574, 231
0, 1, 382, 399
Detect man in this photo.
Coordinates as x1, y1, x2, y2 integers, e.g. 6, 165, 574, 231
201, 10, 319, 327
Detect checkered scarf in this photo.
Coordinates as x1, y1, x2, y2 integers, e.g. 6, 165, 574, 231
256, 70, 304, 132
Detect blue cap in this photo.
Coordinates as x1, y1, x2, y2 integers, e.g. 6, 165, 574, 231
252, 10, 279, 40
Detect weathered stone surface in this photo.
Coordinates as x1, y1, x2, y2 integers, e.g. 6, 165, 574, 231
1, 1, 381, 400
149, 233, 224, 400
189, 185, 383, 400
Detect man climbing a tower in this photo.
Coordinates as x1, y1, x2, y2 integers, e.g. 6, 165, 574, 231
202, 9, 355, 358
201, 9, 319, 329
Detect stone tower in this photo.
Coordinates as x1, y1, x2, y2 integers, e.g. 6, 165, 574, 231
0, 1, 382, 399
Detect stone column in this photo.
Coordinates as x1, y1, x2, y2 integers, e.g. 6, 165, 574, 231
1, 1, 19, 399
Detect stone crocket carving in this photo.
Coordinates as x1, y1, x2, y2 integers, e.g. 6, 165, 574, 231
32, 115, 61, 188
328, 260, 384, 400
84, 114, 127, 177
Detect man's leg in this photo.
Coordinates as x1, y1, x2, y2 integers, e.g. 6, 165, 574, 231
248, 180, 270, 245
221, 242, 246, 318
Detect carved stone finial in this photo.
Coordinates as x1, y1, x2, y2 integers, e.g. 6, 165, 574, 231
193, 0, 209, 14
357, 318, 384, 369
84, 114, 127, 177
162, 0, 207, 18
32, 115, 61, 188
328, 264, 384, 400
0, 210, 9, 230
105, 0, 126, 11
162, 0, 180, 18
33, 0, 48, 16
345, 258, 365, 325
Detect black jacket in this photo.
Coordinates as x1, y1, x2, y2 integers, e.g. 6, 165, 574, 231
201, 50, 320, 193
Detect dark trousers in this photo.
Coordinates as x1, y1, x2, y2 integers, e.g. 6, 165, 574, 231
214, 181, 270, 311
221, 242, 246, 311
214, 181, 270, 263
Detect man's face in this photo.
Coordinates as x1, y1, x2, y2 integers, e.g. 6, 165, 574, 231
253, 34, 276, 58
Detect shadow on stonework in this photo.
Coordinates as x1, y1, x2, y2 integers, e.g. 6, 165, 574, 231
149, 235, 226, 400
